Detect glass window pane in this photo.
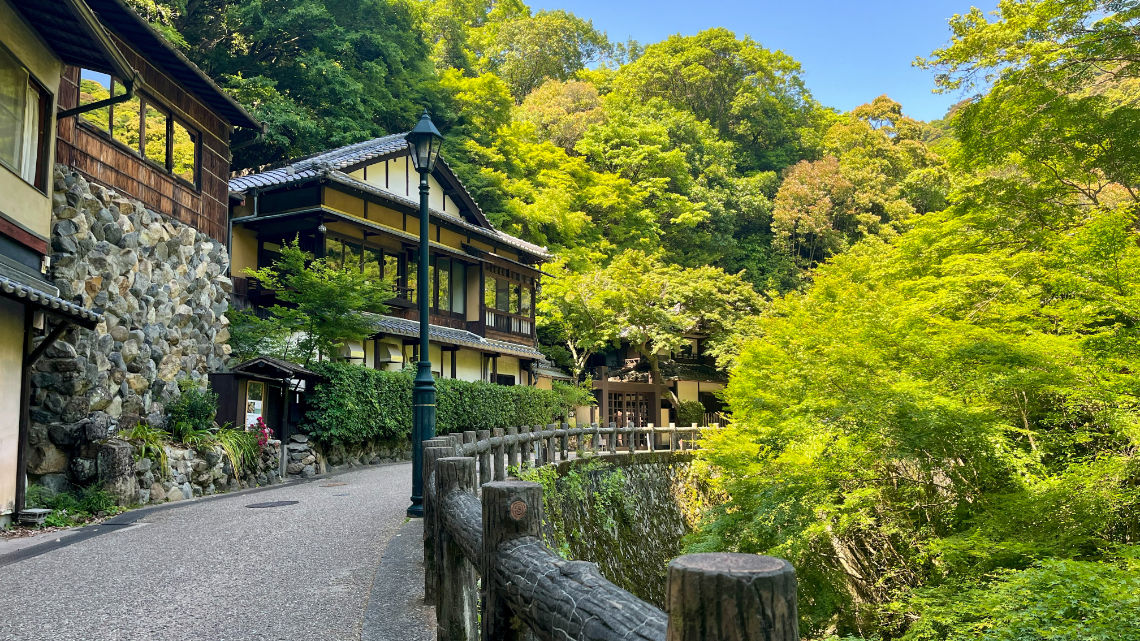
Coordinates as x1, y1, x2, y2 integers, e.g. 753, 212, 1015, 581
78, 69, 110, 131
112, 92, 141, 152
406, 252, 417, 302
452, 263, 466, 316
429, 262, 437, 309
484, 276, 497, 309
144, 102, 168, 166
437, 258, 450, 312
0, 49, 27, 172
497, 280, 509, 311
172, 119, 196, 183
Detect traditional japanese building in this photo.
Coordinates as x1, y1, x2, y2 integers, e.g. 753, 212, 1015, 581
590, 334, 726, 427
0, 0, 131, 524
1, 0, 261, 516
228, 135, 554, 388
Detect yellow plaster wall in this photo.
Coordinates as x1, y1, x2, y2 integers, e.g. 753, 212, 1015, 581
0, 1, 61, 243
0, 298, 24, 516
676, 380, 700, 403
455, 349, 483, 382
323, 187, 365, 218
230, 226, 257, 274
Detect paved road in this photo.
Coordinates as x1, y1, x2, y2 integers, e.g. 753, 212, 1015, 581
0, 462, 432, 641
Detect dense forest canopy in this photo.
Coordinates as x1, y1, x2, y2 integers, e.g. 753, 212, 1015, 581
129, 0, 1140, 638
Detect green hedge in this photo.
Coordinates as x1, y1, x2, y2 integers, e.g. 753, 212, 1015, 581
302, 362, 577, 444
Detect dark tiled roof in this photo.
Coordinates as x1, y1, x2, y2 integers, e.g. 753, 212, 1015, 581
368, 314, 545, 359
229, 135, 550, 259
229, 133, 409, 192
231, 356, 321, 379
0, 274, 101, 328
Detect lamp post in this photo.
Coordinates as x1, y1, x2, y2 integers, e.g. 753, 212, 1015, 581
406, 110, 443, 518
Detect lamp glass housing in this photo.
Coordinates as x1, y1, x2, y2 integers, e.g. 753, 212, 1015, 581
406, 110, 443, 173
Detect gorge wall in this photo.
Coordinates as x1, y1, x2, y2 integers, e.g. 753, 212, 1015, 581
526, 452, 714, 607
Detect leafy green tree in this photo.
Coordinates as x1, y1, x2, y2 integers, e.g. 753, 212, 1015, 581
772, 96, 948, 271
516, 79, 604, 151
535, 259, 619, 381
471, 9, 610, 101
615, 28, 824, 172
244, 239, 393, 366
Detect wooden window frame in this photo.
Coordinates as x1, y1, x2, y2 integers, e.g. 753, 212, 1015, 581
0, 43, 52, 193
76, 72, 201, 190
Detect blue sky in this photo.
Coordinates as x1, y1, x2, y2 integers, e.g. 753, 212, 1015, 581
526, 0, 998, 122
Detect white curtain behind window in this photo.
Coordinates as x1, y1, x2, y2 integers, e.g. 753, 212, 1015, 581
19, 85, 38, 182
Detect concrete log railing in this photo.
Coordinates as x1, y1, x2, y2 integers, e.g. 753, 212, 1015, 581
421, 424, 799, 641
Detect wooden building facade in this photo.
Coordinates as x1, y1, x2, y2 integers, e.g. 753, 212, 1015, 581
228, 134, 560, 389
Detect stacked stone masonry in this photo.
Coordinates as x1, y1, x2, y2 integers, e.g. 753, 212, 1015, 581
26, 165, 232, 493
134, 440, 282, 505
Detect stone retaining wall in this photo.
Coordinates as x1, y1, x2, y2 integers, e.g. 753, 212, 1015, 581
26, 166, 231, 493
282, 434, 412, 480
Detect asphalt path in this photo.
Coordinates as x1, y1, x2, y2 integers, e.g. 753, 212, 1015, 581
0, 462, 431, 641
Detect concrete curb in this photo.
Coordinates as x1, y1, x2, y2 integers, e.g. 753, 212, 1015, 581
362, 518, 436, 641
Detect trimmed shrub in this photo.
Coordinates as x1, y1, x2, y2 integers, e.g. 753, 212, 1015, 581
676, 400, 705, 426
302, 362, 574, 445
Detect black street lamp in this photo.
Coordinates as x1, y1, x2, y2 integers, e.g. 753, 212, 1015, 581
406, 110, 443, 518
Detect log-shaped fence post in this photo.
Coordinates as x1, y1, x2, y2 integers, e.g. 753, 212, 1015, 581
492, 428, 507, 481
669, 422, 678, 452
608, 422, 618, 455
532, 424, 544, 466
591, 422, 601, 454
436, 457, 479, 641
463, 431, 477, 455
481, 481, 544, 641
545, 423, 558, 463
626, 421, 636, 454
507, 426, 520, 473
559, 423, 570, 459
477, 429, 493, 486
665, 553, 798, 641
648, 423, 656, 453
422, 441, 455, 605
519, 425, 532, 468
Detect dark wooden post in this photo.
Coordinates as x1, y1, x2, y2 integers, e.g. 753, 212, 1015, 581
481, 481, 543, 641
665, 553, 798, 641
507, 426, 520, 473
519, 425, 532, 468
546, 423, 558, 464
492, 427, 507, 481
477, 429, 493, 486
559, 423, 570, 459
422, 443, 454, 605
436, 457, 479, 641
